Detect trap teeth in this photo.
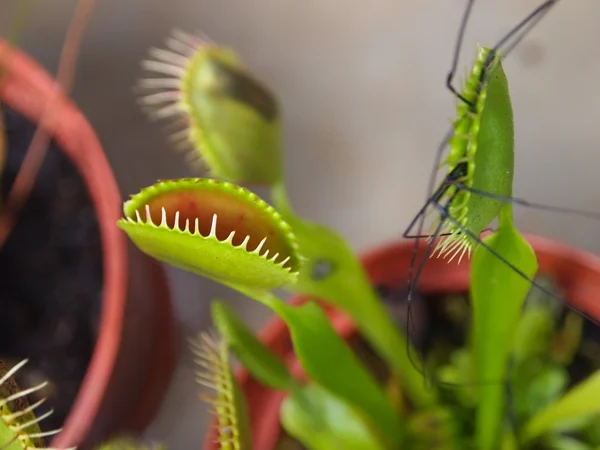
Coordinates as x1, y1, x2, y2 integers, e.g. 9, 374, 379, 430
138, 29, 283, 184
209, 214, 218, 237
238, 235, 251, 250
254, 237, 267, 255
148, 47, 189, 66
141, 60, 187, 77
140, 91, 181, 105
117, 178, 301, 289
138, 78, 182, 89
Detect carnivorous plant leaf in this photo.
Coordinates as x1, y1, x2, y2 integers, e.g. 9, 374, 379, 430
0, 359, 74, 450
210, 300, 297, 391
431, 46, 515, 260
144, 26, 434, 409
470, 204, 538, 450
522, 370, 600, 444
280, 384, 388, 450
545, 436, 593, 450
190, 332, 252, 450
209, 301, 390, 449
268, 298, 404, 448
272, 183, 435, 409
138, 30, 282, 184
117, 178, 301, 291
154, 28, 435, 408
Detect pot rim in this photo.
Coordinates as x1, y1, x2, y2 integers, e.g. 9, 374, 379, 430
0, 40, 128, 446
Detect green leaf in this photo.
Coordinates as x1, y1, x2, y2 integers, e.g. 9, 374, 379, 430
117, 178, 301, 291
190, 332, 252, 450
139, 33, 283, 185
209, 299, 391, 449
581, 416, 600, 446
263, 296, 404, 447
280, 384, 389, 450
470, 205, 538, 450
512, 364, 568, 427
210, 300, 297, 391
0, 359, 64, 450
547, 436, 593, 450
271, 181, 435, 409
499, 427, 518, 450
522, 370, 600, 443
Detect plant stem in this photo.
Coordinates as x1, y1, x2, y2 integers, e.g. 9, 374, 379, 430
270, 180, 436, 408
232, 285, 406, 446
471, 204, 538, 450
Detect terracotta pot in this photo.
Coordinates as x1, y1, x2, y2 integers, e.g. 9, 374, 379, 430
202, 234, 600, 450
0, 40, 178, 449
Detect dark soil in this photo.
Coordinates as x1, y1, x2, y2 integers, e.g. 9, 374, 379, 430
0, 105, 103, 433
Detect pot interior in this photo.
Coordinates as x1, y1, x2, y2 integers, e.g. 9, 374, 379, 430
0, 105, 104, 434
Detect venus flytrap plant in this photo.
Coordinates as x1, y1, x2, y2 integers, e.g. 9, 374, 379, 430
190, 332, 252, 450
137, 30, 282, 184
116, 0, 600, 448
0, 360, 74, 450
521, 370, 600, 445
210, 301, 390, 450
470, 205, 538, 449
269, 184, 434, 408
117, 178, 301, 291
118, 178, 404, 448
137, 27, 434, 410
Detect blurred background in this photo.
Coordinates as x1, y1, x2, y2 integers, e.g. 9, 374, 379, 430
2, 0, 600, 447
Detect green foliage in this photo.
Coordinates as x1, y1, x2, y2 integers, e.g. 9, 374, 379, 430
470, 205, 539, 449
209, 300, 389, 450
211, 301, 296, 391
221, 287, 405, 448
139, 30, 282, 184
280, 384, 388, 450
271, 183, 435, 409
138, 25, 435, 408
434, 47, 514, 260
117, 178, 301, 291
522, 370, 600, 444
270, 300, 404, 446
190, 332, 252, 450
0, 359, 73, 450
115, 2, 600, 449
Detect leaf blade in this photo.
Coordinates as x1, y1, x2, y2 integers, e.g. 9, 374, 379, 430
522, 370, 600, 443
210, 300, 296, 391
280, 384, 389, 450
274, 300, 404, 447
